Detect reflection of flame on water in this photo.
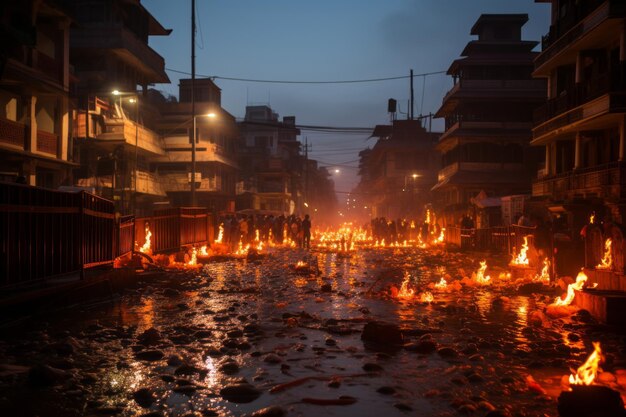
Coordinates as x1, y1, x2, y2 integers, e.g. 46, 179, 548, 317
511, 236, 530, 266
473, 261, 491, 285
396, 272, 415, 299
434, 277, 447, 289
139, 225, 152, 254
554, 270, 587, 306
569, 342, 603, 386
596, 239, 612, 270
419, 291, 434, 303
533, 258, 550, 283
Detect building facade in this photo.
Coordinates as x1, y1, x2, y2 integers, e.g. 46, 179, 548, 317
0, 1, 74, 187
532, 0, 626, 233
433, 14, 546, 227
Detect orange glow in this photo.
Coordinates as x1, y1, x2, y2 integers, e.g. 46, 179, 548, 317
569, 342, 603, 386
596, 238, 612, 270
199, 245, 208, 256
396, 273, 415, 299
186, 247, 198, 266
554, 270, 587, 306
139, 225, 152, 254
511, 236, 530, 266
419, 291, 434, 303
473, 261, 491, 285
432, 228, 445, 245
589, 213, 595, 224
425, 209, 431, 225
215, 224, 224, 244
295, 261, 308, 269
533, 258, 550, 284
434, 277, 447, 289
255, 229, 260, 242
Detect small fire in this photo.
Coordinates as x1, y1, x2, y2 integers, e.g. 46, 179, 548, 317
255, 229, 260, 242
533, 258, 550, 284
473, 261, 491, 285
425, 209, 431, 225
554, 270, 587, 306
256, 241, 264, 252
139, 225, 152, 254
434, 277, 447, 289
397, 273, 415, 299
596, 238, 612, 270
569, 342, 603, 386
432, 228, 445, 245
511, 236, 530, 266
186, 247, 198, 266
234, 240, 250, 256
215, 224, 224, 244
199, 245, 208, 256
589, 213, 595, 224
295, 261, 308, 269
419, 291, 434, 303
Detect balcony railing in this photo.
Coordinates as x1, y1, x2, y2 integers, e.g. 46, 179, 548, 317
36, 130, 58, 156
160, 173, 222, 193
132, 170, 166, 196
99, 118, 165, 156
532, 161, 626, 200
442, 79, 546, 103
0, 118, 26, 149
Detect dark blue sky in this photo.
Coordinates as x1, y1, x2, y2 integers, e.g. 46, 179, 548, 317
143, 0, 551, 192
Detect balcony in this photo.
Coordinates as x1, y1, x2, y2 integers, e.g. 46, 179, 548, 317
0, 118, 26, 149
70, 25, 168, 83
442, 79, 546, 103
438, 162, 459, 182
160, 173, 223, 193
532, 161, 626, 200
98, 119, 165, 156
443, 120, 534, 134
132, 170, 166, 197
258, 182, 288, 194
536, 0, 626, 69
36, 130, 58, 156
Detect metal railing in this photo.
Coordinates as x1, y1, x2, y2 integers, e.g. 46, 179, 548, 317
445, 224, 536, 255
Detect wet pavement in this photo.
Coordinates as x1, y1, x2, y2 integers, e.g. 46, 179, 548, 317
1, 246, 626, 417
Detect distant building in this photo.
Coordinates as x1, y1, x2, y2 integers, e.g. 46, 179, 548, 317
0, 1, 74, 187
356, 119, 440, 220
237, 105, 302, 215
532, 0, 626, 232
68, 0, 171, 214
433, 14, 546, 227
152, 79, 239, 213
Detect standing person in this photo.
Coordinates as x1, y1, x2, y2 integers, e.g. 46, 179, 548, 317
302, 214, 312, 249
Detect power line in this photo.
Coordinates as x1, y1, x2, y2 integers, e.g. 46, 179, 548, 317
165, 67, 447, 84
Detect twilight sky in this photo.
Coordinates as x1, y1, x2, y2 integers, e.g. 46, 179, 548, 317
143, 0, 551, 194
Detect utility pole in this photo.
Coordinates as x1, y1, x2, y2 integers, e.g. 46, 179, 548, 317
190, 0, 197, 207
410, 69, 414, 120
304, 137, 309, 211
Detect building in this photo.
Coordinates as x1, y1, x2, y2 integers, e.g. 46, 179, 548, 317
152, 79, 239, 213
67, 0, 172, 214
237, 105, 302, 215
433, 14, 546, 227
356, 119, 440, 220
0, 1, 74, 187
531, 0, 626, 233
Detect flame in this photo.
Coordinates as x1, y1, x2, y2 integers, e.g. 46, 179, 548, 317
256, 241, 264, 252
474, 261, 491, 284
511, 236, 530, 266
589, 213, 595, 224
255, 229, 260, 242
186, 247, 197, 266
434, 277, 447, 289
419, 291, 434, 303
533, 258, 550, 284
295, 261, 308, 269
554, 270, 587, 306
215, 224, 224, 244
139, 225, 152, 254
596, 238, 612, 270
199, 245, 208, 256
397, 273, 415, 299
432, 228, 445, 245
425, 209, 431, 225
569, 342, 603, 386
234, 240, 250, 256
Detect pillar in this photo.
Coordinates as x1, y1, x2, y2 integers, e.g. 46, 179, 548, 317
28, 95, 37, 153
574, 132, 582, 170
620, 116, 626, 162
575, 52, 583, 84
545, 144, 552, 175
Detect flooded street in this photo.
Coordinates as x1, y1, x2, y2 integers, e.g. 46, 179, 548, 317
1, 246, 625, 417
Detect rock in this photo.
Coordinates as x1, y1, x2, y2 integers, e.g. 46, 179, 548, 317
167, 355, 184, 367
219, 361, 240, 375
27, 364, 69, 387
227, 329, 244, 338
173, 384, 197, 394
558, 385, 625, 417
135, 350, 164, 361
320, 283, 332, 292
467, 372, 484, 383
246, 406, 286, 417
220, 383, 262, 403
133, 388, 155, 408
194, 330, 212, 339
414, 340, 437, 354
138, 328, 161, 346
437, 347, 459, 358
163, 288, 180, 297
263, 354, 282, 364
361, 321, 403, 346
393, 403, 413, 411
325, 338, 337, 346
362, 363, 383, 372
377, 386, 396, 395
485, 411, 511, 417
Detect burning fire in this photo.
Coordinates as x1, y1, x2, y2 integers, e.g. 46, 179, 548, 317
199, 245, 208, 256
434, 277, 447, 289
533, 258, 550, 284
425, 209, 431, 225
295, 261, 308, 269
473, 261, 491, 285
419, 291, 434, 303
554, 270, 587, 306
139, 225, 152, 254
432, 228, 445, 245
589, 213, 595, 224
569, 342, 603, 386
255, 229, 260, 242
186, 247, 198, 266
215, 224, 224, 244
596, 238, 612, 270
397, 273, 415, 299
511, 236, 530, 266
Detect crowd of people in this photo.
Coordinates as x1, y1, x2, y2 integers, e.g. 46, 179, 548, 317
214, 213, 311, 249
370, 217, 441, 243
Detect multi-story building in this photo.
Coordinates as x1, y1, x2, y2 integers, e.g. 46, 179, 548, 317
67, 0, 171, 214
433, 14, 546, 227
0, 1, 74, 188
152, 79, 239, 213
356, 119, 440, 220
532, 0, 626, 233
237, 105, 302, 215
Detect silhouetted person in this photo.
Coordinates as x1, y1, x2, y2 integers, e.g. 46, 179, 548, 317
302, 214, 311, 249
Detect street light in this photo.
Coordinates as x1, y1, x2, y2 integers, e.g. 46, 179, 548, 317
112, 89, 139, 215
